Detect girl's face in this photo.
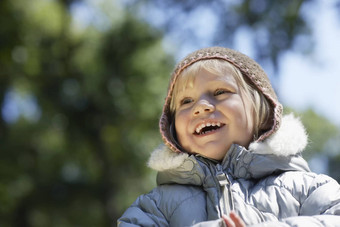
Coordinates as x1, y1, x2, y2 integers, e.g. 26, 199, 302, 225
174, 69, 254, 160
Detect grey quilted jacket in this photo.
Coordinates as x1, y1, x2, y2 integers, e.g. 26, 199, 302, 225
117, 115, 340, 226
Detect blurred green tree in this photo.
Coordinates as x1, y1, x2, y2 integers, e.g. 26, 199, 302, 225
0, 0, 172, 226
284, 108, 340, 177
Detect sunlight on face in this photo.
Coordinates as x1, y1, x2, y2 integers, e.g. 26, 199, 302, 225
174, 69, 255, 160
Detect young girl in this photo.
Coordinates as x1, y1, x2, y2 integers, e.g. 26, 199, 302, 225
117, 47, 340, 226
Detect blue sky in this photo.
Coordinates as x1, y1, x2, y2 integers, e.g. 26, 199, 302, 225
278, 0, 340, 126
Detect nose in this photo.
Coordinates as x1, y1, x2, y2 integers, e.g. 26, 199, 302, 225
193, 99, 215, 116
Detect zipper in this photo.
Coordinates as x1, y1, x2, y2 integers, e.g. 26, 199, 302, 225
215, 163, 234, 217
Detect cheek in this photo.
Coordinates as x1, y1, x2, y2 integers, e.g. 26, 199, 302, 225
228, 99, 253, 130
224, 100, 247, 119
174, 112, 187, 137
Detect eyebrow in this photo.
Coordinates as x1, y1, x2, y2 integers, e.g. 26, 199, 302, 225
175, 78, 237, 98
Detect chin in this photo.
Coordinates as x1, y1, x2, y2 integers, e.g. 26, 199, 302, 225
199, 150, 228, 161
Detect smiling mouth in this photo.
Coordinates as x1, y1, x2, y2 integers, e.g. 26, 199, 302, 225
194, 122, 225, 135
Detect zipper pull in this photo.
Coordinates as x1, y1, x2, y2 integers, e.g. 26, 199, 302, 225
216, 164, 229, 186
215, 163, 233, 216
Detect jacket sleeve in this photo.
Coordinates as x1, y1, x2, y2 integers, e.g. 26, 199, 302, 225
117, 188, 168, 227
117, 184, 210, 226
251, 173, 340, 227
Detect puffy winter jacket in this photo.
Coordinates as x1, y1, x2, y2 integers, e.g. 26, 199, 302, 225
117, 115, 340, 226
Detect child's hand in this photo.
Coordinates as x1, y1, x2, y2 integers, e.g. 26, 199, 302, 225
222, 211, 246, 227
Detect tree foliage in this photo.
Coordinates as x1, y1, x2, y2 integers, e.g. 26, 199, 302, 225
284, 108, 339, 160
0, 0, 172, 225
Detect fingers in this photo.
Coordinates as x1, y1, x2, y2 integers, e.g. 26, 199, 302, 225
229, 211, 246, 227
222, 211, 246, 227
222, 214, 235, 227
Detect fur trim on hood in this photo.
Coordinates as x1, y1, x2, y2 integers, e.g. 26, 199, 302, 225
148, 114, 308, 172
249, 114, 308, 156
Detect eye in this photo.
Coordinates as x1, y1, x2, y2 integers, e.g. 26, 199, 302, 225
214, 89, 230, 96
180, 97, 194, 106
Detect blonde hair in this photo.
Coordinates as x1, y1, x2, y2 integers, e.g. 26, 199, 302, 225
170, 59, 272, 140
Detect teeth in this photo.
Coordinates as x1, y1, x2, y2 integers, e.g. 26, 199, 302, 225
195, 122, 222, 134
196, 127, 200, 134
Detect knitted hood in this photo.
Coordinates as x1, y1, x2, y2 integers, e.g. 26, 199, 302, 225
160, 46, 283, 153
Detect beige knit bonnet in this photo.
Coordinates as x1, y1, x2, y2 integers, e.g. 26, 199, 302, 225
160, 46, 283, 153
